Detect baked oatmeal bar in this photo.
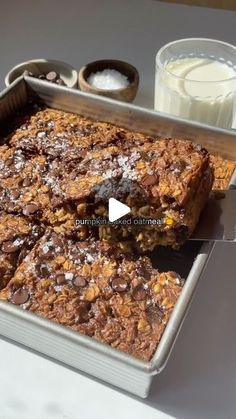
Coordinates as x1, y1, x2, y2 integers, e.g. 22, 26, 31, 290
210, 154, 236, 190
0, 143, 50, 213
46, 138, 213, 250
0, 231, 183, 361
0, 213, 44, 289
0, 144, 90, 239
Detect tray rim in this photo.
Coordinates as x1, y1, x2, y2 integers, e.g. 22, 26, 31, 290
24, 75, 236, 139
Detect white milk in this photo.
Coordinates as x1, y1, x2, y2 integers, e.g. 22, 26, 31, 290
155, 57, 236, 128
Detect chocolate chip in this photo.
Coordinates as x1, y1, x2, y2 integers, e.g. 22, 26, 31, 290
132, 285, 147, 301
22, 177, 32, 187
33, 224, 44, 238
7, 202, 16, 212
56, 273, 66, 285
169, 160, 187, 174
5, 158, 13, 167
56, 78, 65, 86
146, 304, 164, 322
24, 237, 35, 249
111, 277, 128, 292
46, 71, 58, 82
170, 202, 181, 210
76, 305, 89, 323
23, 204, 39, 216
10, 288, 29, 305
142, 174, 158, 186
11, 190, 20, 200
136, 265, 151, 280
116, 131, 125, 140
73, 275, 87, 288
35, 263, 50, 277
163, 195, 176, 205
2, 240, 20, 253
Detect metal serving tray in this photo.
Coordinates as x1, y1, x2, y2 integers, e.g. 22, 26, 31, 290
0, 77, 235, 398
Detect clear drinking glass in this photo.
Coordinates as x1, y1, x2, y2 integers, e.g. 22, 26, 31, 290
155, 38, 236, 129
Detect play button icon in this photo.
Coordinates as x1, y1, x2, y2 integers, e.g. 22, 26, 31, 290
108, 198, 131, 222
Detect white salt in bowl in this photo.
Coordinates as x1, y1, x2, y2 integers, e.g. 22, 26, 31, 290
78, 59, 139, 102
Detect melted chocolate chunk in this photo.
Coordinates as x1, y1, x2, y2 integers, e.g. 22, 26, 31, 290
169, 160, 187, 174
132, 284, 147, 301
136, 265, 151, 280
146, 304, 164, 322
22, 177, 32, 187
35, 263, 50, 278
10, 288, 29, 305
111, 277, 128, 292
23, 204, 39, 216
7, 202, 17, 212
76, 304, 90, 324
73, 275, 87, 288
2, 240, 20, 253
17, 140, 38, 157
56, 273, 66, 285
163, 195, 176, 205
11, 190, 20, 200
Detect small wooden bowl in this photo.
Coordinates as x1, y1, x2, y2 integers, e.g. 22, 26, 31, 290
78, 59, 139, 102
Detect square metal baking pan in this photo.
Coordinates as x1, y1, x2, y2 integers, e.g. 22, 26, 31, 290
0, 77, 235, 398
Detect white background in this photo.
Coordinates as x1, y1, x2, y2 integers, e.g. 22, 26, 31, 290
0, 1, 236, 418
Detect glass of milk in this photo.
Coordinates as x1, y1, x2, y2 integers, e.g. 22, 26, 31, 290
155, 38, 236, 129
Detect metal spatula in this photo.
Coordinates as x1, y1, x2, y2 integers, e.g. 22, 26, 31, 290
190, 189, 236, 242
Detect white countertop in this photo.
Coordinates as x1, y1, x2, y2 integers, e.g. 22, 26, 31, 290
0, 1, 236, 418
